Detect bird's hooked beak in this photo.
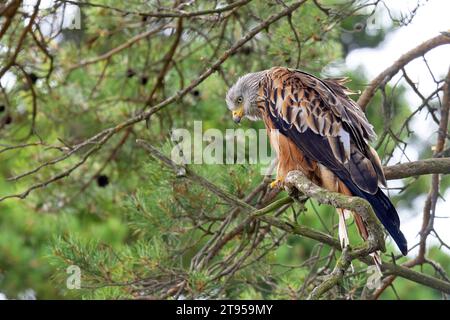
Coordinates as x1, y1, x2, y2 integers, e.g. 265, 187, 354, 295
232, 106, 244, 124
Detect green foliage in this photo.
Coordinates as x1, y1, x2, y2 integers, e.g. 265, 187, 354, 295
0, 0, 448, 300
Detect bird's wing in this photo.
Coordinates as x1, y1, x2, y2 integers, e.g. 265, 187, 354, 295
258, 67, 407, 255
261, 67, 386, 194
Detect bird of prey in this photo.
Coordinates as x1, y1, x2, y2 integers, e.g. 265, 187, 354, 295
225, 67, 407, 257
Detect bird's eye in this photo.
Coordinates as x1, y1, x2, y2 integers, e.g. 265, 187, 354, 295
237, 96, 243, 104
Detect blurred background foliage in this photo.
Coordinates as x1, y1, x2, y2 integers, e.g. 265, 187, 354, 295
0, 0, 448, 299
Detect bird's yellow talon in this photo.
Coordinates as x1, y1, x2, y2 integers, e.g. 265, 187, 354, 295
269, 178, 283, 189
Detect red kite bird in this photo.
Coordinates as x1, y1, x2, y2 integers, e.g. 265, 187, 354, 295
226, 67, 407, 257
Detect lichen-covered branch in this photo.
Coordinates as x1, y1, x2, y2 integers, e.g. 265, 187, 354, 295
285, 170, 386, 253
383, 158, 450, 180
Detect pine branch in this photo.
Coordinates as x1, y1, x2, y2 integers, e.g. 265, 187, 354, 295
358, 33, 450, 110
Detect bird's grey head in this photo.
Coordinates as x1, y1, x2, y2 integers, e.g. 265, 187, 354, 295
226, 71, 266, 123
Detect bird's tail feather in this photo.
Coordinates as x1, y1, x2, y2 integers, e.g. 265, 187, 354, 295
334, 171, 407, 256
360, 189, 407, 256
344, 182, 408, 256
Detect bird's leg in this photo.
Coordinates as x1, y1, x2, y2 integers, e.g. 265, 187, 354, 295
269, 156, 284, 189
337, 208, 354, 272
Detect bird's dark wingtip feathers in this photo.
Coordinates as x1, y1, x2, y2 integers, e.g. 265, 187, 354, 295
360, 188, 408, 256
